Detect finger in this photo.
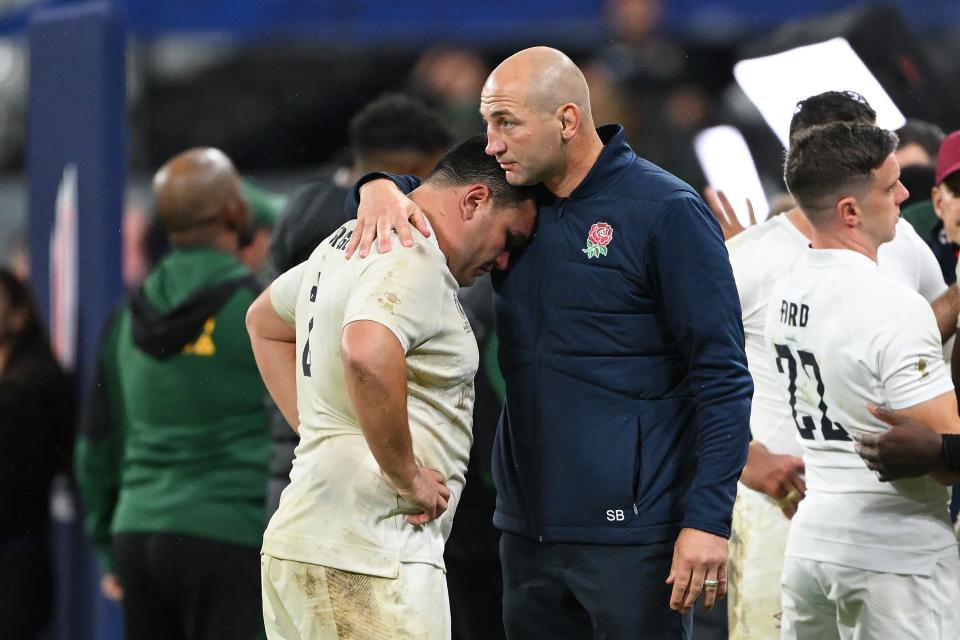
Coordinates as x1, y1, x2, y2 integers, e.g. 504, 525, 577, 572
669, 573, 691, 612
438, 483, 451, 500
716, 563, 728, 601
437, 495, 449, 514
855, 444, 880, 463
357, 220, 379, 259
396, 216, 416, 248
868, 403, 898, 426
781, 503, 797, 519
407, 512, 430, 525
702, 569, 720, 611
410, 209, 431, 238
682, 567, 705, 613
746, 198, 757, 226
344, 220, 364, 259
855, 432, 880, 446
793, 478, 806, 500
716, 190, 736, 220
376, 217, 394, 255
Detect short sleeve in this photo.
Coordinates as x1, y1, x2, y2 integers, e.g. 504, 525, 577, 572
726, 231, 761, 337
269, 261, 307, 325
877, 293, 954, 409
343, 241, 446, 352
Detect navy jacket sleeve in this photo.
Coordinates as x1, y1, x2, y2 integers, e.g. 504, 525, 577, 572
645, 192, 752, 538
344, 172, 422, 218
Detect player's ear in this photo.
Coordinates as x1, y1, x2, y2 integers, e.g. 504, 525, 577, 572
932, 185, 944, 219
461, 184, 491, 222
836, 196, 860, 227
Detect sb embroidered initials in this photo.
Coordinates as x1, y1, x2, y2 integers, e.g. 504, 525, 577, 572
583, 222, 613, 259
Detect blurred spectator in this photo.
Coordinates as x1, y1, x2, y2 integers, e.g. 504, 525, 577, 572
897, 124, 947, 256
899, 164, 937, 211
895, 118, 945, 168
239, 180, 286, 276
75, 148, 269, 640
122, 205, 152, 288
598, 0, 717, 186
926, 130, 960, 284
409, 46, 490, 140
0, 267, 73, 640
269, 93, 452, 275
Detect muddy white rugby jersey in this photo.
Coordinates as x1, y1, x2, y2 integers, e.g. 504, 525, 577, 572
262, 218, 477, 578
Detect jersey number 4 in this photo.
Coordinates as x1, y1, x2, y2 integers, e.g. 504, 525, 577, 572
774, 344, 850, 441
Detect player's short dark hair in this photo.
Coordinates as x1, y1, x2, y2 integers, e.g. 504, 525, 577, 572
896, 119, 945, 160
425, 134, 537, 208
785, 122, 898, 225
788, 91, 877, 142
349, 94, 453, 163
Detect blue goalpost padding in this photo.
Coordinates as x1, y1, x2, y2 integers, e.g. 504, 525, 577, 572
28, 3, 126, 639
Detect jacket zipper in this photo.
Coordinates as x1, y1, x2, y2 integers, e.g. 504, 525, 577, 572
534, 198, 565, 542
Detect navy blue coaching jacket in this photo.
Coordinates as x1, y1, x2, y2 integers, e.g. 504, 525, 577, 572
351, 124, 751, 546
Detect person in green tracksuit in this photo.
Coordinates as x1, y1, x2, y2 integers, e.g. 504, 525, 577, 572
75, 147, 270, 640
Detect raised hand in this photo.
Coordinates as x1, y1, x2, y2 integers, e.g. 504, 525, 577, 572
703, 186, 756, 241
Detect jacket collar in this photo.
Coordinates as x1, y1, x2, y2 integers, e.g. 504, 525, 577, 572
565, 124, 633, 201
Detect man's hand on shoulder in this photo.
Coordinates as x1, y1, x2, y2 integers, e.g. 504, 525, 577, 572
345, 179, 430, 259
667, 527, 728, 614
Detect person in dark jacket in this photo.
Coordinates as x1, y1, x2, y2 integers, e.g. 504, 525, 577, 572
346, 46, 751, 639
0, 267, 73, 640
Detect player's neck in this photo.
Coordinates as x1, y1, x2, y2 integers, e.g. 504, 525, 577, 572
809, 227, 879, 263
408, 187, 452, 264
784, 207, 813, 240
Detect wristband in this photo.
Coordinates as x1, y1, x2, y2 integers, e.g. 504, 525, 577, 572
941, 434, 960, 471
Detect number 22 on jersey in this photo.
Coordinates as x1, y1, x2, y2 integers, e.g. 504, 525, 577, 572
774, 343, 851, 442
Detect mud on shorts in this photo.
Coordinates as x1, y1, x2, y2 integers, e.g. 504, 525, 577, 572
260, 554, 450, 640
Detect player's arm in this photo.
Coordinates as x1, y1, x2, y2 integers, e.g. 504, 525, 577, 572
340, 320, 450, 525
856, 394, 960, 485
246, 288, 299, 432
930, 285, 959, 343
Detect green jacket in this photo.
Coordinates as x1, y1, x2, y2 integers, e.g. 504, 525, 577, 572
76, 248, 269, 570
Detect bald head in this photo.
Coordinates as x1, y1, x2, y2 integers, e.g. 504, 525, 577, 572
485, 47, 592, 122
153, 147, 243, 234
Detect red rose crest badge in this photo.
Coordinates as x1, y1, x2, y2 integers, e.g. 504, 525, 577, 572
582, 222, 613, 259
